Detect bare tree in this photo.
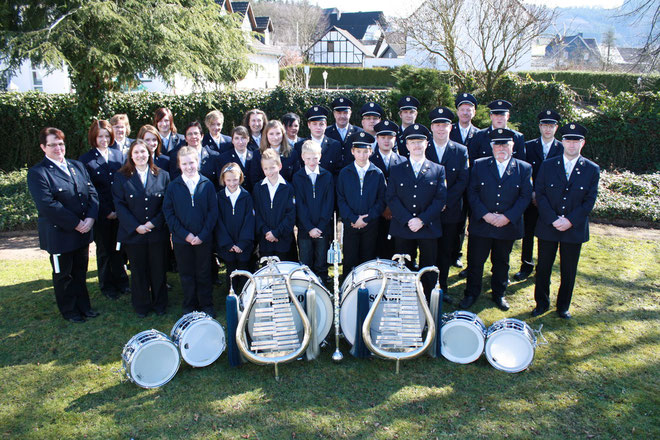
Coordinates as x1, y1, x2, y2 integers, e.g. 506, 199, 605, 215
398, 0, 555, 92
602, 28, 617, 71
617, 0, 659, 72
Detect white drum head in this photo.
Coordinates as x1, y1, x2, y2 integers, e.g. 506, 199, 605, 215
339, 277, 426, 346
179, 320, 226, 367
130, 340, 180, 388
441, 320, 485, 364
485, 330, 535, 373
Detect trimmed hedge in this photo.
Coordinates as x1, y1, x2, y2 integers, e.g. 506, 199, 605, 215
281, 66, 398, 88
4, 167, 656, 232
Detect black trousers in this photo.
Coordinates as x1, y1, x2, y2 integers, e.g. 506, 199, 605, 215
124, 241, 168, 314
437, 222, 461, 293
451, 195, 469, 261
94, 217, 129, 294
298, 235, 330, 283
464, 236, 514, 300
50, 245, 92, 319
342, 223, 378, 276
534, 239, 582, 312
520, 204, 539, 272
173, 242, 214, 315
394, 236, 438, 300
220, 252, 251, 294
376, 217, 396, 260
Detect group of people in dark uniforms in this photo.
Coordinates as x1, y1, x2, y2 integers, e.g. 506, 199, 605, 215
27, 93, 599, 324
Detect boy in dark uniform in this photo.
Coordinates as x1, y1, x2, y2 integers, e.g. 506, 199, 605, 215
395, 95, 420, 157
468, 99, 526, 165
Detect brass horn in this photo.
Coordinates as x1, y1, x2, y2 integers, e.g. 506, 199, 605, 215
362, 263, 438, 374
231, 260, 312, 380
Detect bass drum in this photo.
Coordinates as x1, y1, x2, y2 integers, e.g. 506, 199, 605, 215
239, 261, 333, 343
170, 312, 226, 367
485, 318, 537, 373
440, 311, 487, 364
340, 259, 425, 346
121, 329, 180, 389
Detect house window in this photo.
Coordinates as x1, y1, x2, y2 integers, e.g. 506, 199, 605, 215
327, 41, 334, 52
31, 67, 43, 91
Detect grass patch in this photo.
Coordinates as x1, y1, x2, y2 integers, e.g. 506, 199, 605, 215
0, 231, 659, 439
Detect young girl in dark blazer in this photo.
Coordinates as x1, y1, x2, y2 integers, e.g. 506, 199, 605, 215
113, 140, 171, 317
249, 120, 301, 184
215, 163, 255, 292
163, 146, 219, 317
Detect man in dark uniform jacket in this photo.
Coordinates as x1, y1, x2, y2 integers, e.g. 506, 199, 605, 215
27, 127, 100, 323
395, 95, 420, 157
459, 128, 533, 311
325, 97, 363, 167
532, 123, 599, 319
371, 120, 407, 259
426, 107, 469, 303
450, 93, 480, 270
295, 105, 343, 177
468, 100, 525, 165
514, 110, 564, 281
358, 102, 383, 151
387, 124, 447, 298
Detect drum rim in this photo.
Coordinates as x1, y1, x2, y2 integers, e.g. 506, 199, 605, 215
440, 319, 486, 364
178, 319, 226, 367
484, 328, 536, 373
127, 337, 181, 388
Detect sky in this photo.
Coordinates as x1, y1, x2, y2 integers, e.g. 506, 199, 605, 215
311, 0, 626, 18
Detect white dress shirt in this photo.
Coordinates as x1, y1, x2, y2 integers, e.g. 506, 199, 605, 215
262, 175, 286, 202
496, 158, 511, 178
97, 147, 109, 163
564, 155, 579, 179
46, 156, 71, 177
433, 140, 448, 163
136, 167, 149, 187
225, 186, 240, 208
305, 165, 320, 185
182, 173, 200, 196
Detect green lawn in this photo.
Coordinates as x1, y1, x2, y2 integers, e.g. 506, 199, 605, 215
0, 232, 658, 439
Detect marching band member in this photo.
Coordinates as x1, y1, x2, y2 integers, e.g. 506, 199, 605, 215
370, 120, 407, 259
359, 102, 383, 150
163, 146, 219, 317
282, 112, 302, 148
294, 105, 343, 177
387, 123, 447, 299
113, 140, 171, 317
468, 99, 525, 165
532, 122, 599, 319
79, 119, 129, 300
292, 140, 334, 286
216, 126, 255, 191
252, 148, 296, 261
514, 110, 564, 282
202, 110, 232, 153
242, 109, 267, 151
395, 95, 420, 157
153, 107, 185, 155
215, 163, 255, 292
459, 128, 532, 311
426, 107, 469, 303
137, 124, 170, 172
27, 127, 100, 323
109, 114, 134, 159
168, 121, 220, 190
336, 131, 386, 274
325, 97, 362, 167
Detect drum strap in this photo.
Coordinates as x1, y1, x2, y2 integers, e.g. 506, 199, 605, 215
305, 286, 320, 360
428, 287, 443, 358
350, 285, 371, 358
226, 294, 242, 367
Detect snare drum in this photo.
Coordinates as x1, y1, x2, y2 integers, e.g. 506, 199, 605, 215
171, 312, 226, 367
239, 261, 333, 343
485, 318, 537, 373
440, 311, 487, 364
340, 259, 425, 346
121, 330, 180, 388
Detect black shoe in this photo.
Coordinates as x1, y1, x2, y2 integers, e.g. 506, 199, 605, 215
513, 270, 532, 281
442, 294, 453, 304
458, 269, 468, 279
136, 311, 148, 318
557, 310, 572, 319
120, 287, 131, 295
531, 306, 548, 317
67, 316, 86, 323
493, 296, 510, 311
453, 259, 463, 268
83, 309, 100, 318
459, 295, 477, 309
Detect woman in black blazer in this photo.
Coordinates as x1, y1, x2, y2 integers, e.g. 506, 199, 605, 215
163, 146, 219, 318
79, 119, 129, 299
215, 162, 255, 292
113, 140, 171, 317
154, 107, 184, 155
137, 124, 171, 172
242, 109, 267, 151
